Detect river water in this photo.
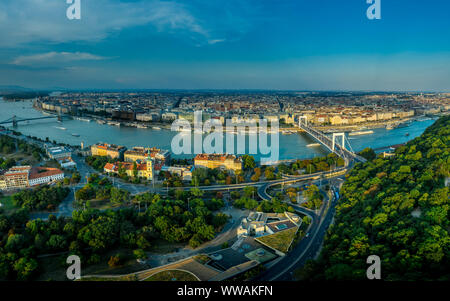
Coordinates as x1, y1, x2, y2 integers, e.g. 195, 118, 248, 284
0, 99, 437, 161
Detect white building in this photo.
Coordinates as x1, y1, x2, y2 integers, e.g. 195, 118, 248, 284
28, 167, 64, 187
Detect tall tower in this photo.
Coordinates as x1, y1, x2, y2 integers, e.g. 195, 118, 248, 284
146, 152, 153, 181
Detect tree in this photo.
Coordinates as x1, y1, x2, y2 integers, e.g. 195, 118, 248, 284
133, 161, 138, 178
133, 249, 147, 260
13, 257, 38, 281
242, 155, 256, 170
108, 253, 124, 267
358, 147, 376, 161
110, 187, 130, 205
77, 216, 119, 251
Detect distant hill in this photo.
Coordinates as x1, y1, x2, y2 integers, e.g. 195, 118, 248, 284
0, 85, 33, 94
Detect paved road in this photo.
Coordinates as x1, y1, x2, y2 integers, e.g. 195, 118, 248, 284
254, 178, 342, 281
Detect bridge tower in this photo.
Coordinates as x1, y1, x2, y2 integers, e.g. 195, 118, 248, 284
298, 116, 308, 127
332, 133, 345, 152
12, 115, 17, 127
57, 108, 62, 122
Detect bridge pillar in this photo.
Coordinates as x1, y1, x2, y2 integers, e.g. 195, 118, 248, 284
12, 115, 17, 127
332, 133, 345, 152
57, 109, 62, 122
299, 116, 308, 127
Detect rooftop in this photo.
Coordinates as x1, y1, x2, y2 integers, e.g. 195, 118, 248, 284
29, 167, 63, 180
194, 153, 241, 163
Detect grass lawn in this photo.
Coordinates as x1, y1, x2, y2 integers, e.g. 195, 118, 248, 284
256, 227, 299, 253
80, 275, 138, 281
87, 199, 117, 210
193, 254, 211, 264
144, 270, 199, 281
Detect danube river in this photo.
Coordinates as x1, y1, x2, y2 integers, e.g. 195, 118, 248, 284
0, 99, 437, 161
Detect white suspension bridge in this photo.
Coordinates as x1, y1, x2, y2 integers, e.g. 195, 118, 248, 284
298, 116, 367, 165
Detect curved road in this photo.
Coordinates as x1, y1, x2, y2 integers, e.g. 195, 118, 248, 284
254, 177, 342, 281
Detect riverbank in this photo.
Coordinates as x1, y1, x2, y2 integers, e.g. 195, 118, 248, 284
32, 100, 437, 134
0, 99, 439, 162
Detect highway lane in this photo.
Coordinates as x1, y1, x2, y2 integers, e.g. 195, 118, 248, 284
254, 178, 340, 281
268, 189, 338, 281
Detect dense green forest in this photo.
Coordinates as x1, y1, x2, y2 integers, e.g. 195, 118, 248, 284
0, 189, 228, 280
12, 185, 70, 211
297, 116, 450, 280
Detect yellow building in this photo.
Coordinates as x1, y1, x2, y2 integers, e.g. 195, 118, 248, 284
104, 158, 153, 180
330, 115, 344, 125
349, 116, 366, 124
124, 147, 170, 163
91, 143, 126, 159
194, 154, 242, 173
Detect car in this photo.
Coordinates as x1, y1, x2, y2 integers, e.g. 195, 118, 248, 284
305, 233, 310, 238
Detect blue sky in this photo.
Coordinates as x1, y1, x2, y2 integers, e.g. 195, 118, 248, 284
0, 0, 449, 91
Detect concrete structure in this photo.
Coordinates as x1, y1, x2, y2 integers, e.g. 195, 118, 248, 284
160, 165, 194, 181
237, 212, 300, 238
332, 133, 345, 152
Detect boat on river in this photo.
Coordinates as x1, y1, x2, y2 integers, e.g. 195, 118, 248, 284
349, 130, 374, 136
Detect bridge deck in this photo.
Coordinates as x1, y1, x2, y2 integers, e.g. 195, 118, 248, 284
299, 123, 367, 163
0, 115, 60, 125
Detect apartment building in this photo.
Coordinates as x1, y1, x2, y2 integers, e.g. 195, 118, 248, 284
194, 154, 242, 173
104, 158, 153, 180
0, 166, 31, 190
160, 165, 194, 181
28, 167, 64, 186
0, 166, 64, 190
46, 146, 76, 168
91, 143, 126, 159
46, 146, 71, 159
124, 147, 170, 163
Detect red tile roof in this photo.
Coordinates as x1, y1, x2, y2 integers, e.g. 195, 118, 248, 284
29, 167, 63, 180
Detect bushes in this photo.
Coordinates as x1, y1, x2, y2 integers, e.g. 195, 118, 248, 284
233, 197, 258, 210
133, 249, 147, 260
302, 185, 324, 210
85, 156, 110, 171
108, 253, 125, 267
12, 185, 70, 211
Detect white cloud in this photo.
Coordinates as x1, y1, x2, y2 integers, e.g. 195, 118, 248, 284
208, 39, 226, 45
0, 0, 214, 47
11, 52, 109, 66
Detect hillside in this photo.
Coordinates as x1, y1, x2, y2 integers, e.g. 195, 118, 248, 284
297, 116, 450, 280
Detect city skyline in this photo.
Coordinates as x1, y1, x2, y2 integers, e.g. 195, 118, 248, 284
0, 0, 449, 91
